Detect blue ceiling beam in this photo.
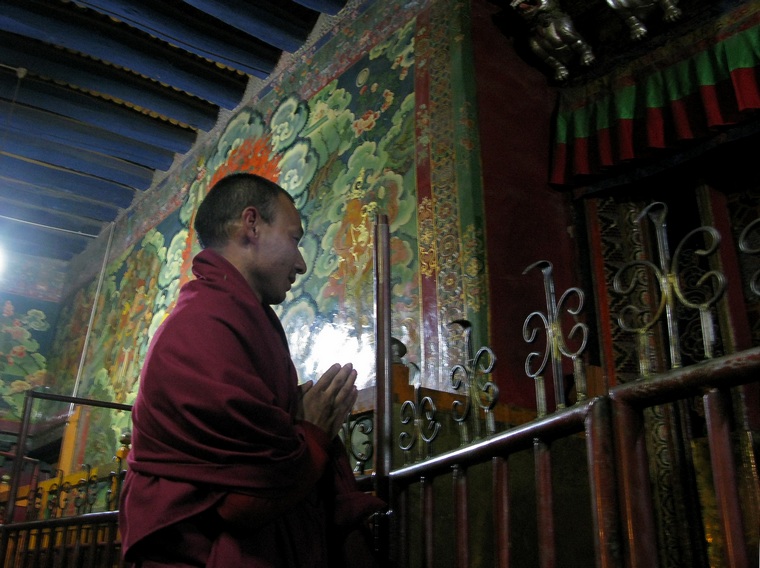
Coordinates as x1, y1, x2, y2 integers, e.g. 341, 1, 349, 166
70, 0, 280, 76
0, 155, 135, 209
183, 0, 310, 53
0, 218, 90, 261
0, 74, 197, 154
0, 100, 176, 171
0, 200, 103, 237
0, 3, 247, 108
0, 130, 154, 190
293, 0, 347, 16
0, 179, 119, 220
0, 40, 219, 131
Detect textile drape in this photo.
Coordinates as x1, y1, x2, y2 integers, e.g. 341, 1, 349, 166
550, 3, 760, 186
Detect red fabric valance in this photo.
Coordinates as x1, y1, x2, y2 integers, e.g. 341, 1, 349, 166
550, 2, 760, 187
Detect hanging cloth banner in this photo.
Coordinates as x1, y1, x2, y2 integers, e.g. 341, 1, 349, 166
550, 2, 760, 187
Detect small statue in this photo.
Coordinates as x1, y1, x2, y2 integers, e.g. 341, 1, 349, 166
605, 0, 683, 40
512, 0, 595, 82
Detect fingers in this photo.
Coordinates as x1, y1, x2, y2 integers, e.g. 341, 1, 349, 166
302, 363, 359, 438
316, 363, 356, 397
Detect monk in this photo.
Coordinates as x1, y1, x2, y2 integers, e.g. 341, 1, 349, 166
119, 173, 385, 567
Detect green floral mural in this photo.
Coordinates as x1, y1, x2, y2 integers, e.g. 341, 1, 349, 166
0, 299, 50, 421
46, 0, 489, 470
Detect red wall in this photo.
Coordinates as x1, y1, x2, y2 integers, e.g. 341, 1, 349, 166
472, 0, 578, 410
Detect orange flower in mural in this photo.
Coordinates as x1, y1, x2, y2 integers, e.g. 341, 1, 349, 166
210, 137, 282, 188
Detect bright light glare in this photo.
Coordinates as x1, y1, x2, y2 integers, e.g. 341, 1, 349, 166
303, 324, 375, 390
0, 246, 5, 280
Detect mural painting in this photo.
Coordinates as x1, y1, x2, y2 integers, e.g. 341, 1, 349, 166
0, 296, 54, 424
46, 0, 489, 470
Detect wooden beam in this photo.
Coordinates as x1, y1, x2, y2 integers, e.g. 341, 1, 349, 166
0, 38, 219, 131
0, 101, 176, 170
0, 154, 135, 209
0, 218, 91, 260
0, 127, 154, 191
183, 0, 312, 52
0, 2, 248, 108
293, 0, 347, 16
0, 200, 103, 237
0, 74, 197, 154
0, 180, 119, 220
71, 0, 281, 75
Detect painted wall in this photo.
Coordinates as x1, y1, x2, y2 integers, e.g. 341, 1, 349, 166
43, 0, 497, 470
0, 255, 63, 431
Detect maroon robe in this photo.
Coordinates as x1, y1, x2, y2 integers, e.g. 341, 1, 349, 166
120, 249, 383, 567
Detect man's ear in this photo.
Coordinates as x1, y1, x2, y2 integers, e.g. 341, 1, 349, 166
241, 206, 259, 240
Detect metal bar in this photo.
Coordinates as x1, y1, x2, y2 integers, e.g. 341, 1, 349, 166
30, 528, 42, 567
584, 397, 623, 568
0, 214, 98, 238
23, 389, 132, 413
453, 465, 469, 568
4, 391, 37, 525
73, 221, 115, 401
391, 400, 593, 483
44, 526, 56, 568
610, 347, 760, 407
373, 214, 392, 497
492, 457, 510, 568
704, 388, 750, 568
397, 487, 409, 568
53, 524, 66, 568
373, 214, 393, 566
104, 521, 118, 568
535, 440, 555, 568
611, 400, 657, 568
422, 477, 434, 568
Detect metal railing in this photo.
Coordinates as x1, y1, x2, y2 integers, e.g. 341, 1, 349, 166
0, 391, 131, 568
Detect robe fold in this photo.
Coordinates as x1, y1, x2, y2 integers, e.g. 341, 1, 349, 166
120, 249, 384, 567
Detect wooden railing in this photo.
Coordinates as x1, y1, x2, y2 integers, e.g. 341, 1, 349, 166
0, 391, 131, 568
371, 349, 760, 568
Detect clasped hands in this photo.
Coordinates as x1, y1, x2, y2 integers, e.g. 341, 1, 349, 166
299, 363, 358, 439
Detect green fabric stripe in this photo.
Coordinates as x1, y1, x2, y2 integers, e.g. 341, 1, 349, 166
724, 26, 760, 71
558, 21, 760, 133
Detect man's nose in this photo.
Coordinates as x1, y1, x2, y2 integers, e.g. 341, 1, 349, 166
296, 251, 307, 274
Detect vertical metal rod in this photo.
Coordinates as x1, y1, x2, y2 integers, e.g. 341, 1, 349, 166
612, 400, 658, 567
104, 522, 117, 568
421, 477, 435, 568
5, 391, 36, 525
55, 525, 67, 567
373, 214, 393, 566
374, 214, 392, 496
72, 222, 115, 401
492, 457, 510, 568
397, 487, 409, 568
32, 527, 41, 566
585, 397, 623, 568
453, 465, 469, 568
534, 440, 555, 568
704, 388, 749, 567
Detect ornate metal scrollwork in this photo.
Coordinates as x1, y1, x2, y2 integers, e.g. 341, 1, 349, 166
449, 320, 498, 445
399, 383, 440, 462
47, 469, 72, 518
25, 485, 44, 521
343, 413, 375, 474
74, 464, 99, 515
107, 430, 131, 510
522, 260, 588, 416
739, 217, 760, 296
613, 202, 726, 374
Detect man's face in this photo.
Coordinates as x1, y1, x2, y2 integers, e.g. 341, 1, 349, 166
250, 193, 306, 305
